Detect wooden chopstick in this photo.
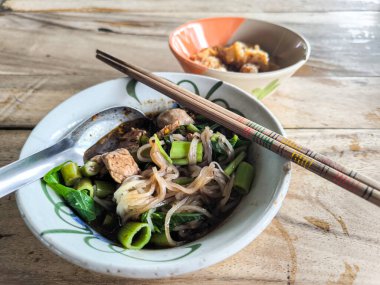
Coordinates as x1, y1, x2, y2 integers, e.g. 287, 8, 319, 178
97, 50, 380, 192
96, 50, 380, 207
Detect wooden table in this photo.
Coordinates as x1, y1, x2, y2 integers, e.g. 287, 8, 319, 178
0, 1, 379, 284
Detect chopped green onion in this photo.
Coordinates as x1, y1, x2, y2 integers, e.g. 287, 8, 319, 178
150, 233, 170, 247
229, 134, 239, 147
173, 177, 195, 185
172, 158, 189, 165
102, 213, 118, 229
211, 132, 221, 142
80, 160, 100, 177
169, 141, 202, 161
210, 123, 220, 130
233, 161, 255, 194
186, 124, 200, 133
61, 162, 82, 186
94, 180, 115, 198
74, 178, 94, 197
154, 134, 172, 164
223, 151, 246, 176
139, 134, 150, 145
194, 123, 207, 131
118, 222, 151, 249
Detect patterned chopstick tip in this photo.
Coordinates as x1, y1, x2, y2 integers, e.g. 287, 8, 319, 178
291, 152, 313, 169
281, 137, 303, 152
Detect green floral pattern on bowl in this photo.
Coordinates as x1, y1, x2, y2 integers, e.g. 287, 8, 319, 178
252, 79, 280, 100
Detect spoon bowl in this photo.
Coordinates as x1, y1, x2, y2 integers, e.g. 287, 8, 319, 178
0, 106, 146, 198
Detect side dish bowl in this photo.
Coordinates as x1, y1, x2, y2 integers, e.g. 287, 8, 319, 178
16, 73, 291, 278
169, 17, 310, 99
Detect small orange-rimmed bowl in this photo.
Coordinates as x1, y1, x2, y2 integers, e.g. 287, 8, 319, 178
169, 17, 310, 99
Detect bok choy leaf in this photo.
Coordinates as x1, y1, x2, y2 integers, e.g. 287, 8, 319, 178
43, 161, 98, 222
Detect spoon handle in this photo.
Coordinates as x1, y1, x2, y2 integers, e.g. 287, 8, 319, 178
0, 138, 74, 198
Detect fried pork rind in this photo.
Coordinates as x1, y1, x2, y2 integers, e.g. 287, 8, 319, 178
189, 47, 227, 71
190, 41, 272, 73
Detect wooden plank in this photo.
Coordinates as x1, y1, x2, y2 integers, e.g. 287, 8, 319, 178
0, 75, 379, 129
0, 130, 29, 166
264, 77, 380, 129
3, 0, 380, 13
0, 129, 379, 284
0, 75, 114, 128
0, 12, 379, 77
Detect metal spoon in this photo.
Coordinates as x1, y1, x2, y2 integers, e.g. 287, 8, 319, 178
0, 106, 146, 198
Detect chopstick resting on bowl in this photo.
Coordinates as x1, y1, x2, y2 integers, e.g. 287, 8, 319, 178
96, 50, 380, 207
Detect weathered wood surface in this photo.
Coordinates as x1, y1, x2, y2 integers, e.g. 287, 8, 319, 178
0, 12, 379, 77
3, 0, 380, 13
0, 75, 379, 129
0, 129, 379, 285
0, 0, 379, 284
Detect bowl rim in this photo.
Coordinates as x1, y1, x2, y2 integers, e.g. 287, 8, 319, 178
16, 72, 291, 278
169, 16, 311, 78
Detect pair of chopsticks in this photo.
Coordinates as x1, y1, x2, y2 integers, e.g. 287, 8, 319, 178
96, 49, 380, 207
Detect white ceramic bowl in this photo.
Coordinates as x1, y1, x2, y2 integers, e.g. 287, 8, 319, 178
17, 73, 291, 278
169, 17, 310, 99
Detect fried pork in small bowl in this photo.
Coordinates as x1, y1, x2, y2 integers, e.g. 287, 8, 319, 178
169, 17, 310, 99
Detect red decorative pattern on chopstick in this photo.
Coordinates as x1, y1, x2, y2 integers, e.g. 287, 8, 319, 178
233, 112, 379, 190
95, 50, 380, 207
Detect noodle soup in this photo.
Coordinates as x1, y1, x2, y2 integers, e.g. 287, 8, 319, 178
42, 108, 255, 249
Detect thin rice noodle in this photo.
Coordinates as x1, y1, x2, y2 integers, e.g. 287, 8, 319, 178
165, 197, 188, 246
200, 127, 213, 164
188, 137, 199, 165
218, 134, 235, 163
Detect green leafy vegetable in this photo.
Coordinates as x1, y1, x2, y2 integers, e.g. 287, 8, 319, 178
43, 161, 98, 222
211, 133, 224, 155
193, 123, 207, 132
141, 212, 205, 233
186, 124, 200, 133
65, 190, 97, 221
154, 134, 172, 164
163, 135, 172, 147
74, 178, 94, 197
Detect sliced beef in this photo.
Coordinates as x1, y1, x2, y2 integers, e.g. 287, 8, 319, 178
156, 108, 194, 129
119, 128, 146, 154
102, 148, 140, 183
83, 118, 149, 161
